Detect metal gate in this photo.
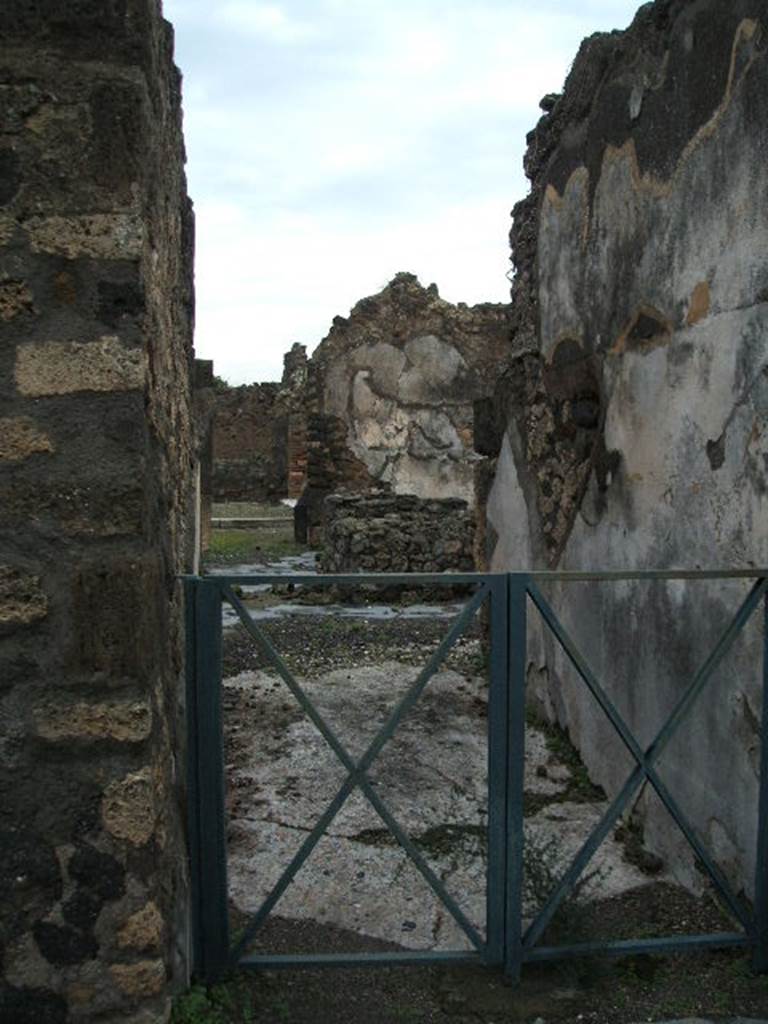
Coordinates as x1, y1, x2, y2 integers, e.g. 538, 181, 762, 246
184, 569, 768, 983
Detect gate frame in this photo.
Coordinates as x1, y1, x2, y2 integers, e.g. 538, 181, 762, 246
183, 568, 768, 983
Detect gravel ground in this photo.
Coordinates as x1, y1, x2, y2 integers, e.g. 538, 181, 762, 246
222, 609, 485, 679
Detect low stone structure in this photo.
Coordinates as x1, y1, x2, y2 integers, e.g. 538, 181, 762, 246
0, 3, 196, 1020
296, 273, 510, 544
212, 342, 307, 503
482, 0, 768, 896
319, 492, 474, 574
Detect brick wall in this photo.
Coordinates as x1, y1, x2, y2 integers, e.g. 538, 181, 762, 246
211, 343, 308, 503
0, 2, 195, 1020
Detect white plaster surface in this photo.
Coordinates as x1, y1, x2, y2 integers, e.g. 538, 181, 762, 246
325, 332, 480, 504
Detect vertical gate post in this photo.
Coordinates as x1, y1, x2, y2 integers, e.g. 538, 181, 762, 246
486, 576, 509, 965
188, 578, 230, 982
753, 587, 768, 972
505, 574, 528, 982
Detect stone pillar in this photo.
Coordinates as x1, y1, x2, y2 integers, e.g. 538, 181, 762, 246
0, 2, 195, 1020
194, 360, 216, 557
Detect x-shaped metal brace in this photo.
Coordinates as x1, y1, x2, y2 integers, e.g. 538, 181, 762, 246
522, 577, 768, 951
223, 582, 492, 963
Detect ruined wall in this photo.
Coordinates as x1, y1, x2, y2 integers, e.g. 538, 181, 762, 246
320, 493, 474, 574
298, 272, 510, 544
193, 360, 216, 556
212, 381, 282, 501
212, 342, 307, 503
485, 0, 768, 894
0, 2, 195, 1019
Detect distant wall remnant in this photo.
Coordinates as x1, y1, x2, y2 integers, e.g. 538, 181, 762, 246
212, 342, 307, 503
297, 273, 511, 545
193, 359, 216, 556
320, 492, 474, 575
484, 0, 768, 895
0, 2, 195, 1019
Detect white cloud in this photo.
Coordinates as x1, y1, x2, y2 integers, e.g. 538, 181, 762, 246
213, 2, 317, 42
167, 0, 645, 383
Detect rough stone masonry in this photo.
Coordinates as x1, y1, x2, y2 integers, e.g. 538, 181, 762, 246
319, 492, 475, 575
0, 2, 196, 1021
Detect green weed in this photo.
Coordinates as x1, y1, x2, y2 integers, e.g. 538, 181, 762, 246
203, 529, 306, 567
171, 977, 254, 1024
525, 707, 605, 804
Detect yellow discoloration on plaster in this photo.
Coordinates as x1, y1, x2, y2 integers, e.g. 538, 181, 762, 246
686, 281, 711, 325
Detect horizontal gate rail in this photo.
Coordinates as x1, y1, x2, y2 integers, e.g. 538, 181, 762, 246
183, 567, 768, 983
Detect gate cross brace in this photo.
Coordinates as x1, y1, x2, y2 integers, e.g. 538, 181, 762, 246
521, 577, 768, 953
224, 582, 491, 964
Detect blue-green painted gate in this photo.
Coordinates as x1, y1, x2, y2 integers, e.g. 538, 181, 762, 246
183, 570, 768, 983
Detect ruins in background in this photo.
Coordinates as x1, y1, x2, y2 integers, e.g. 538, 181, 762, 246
211, 342, 307, 504
211, 273, 509, 558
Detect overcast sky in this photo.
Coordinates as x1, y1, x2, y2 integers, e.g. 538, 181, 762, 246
164, 0, 643, 385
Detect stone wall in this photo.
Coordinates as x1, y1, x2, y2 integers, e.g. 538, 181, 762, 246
296, 273, 510, 544
193, 360, 216, 557
484, 0, 768, 894
0, 2, 195, 1020
320, 493, 475, 575
212, 381, 282, 501
212, 342, 307, 503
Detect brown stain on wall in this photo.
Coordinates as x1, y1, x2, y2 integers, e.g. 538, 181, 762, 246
686, 280, 711, 325
611, 305, 673, 356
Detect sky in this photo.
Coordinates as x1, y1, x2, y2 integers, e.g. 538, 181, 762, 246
163, 0, 644, 385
